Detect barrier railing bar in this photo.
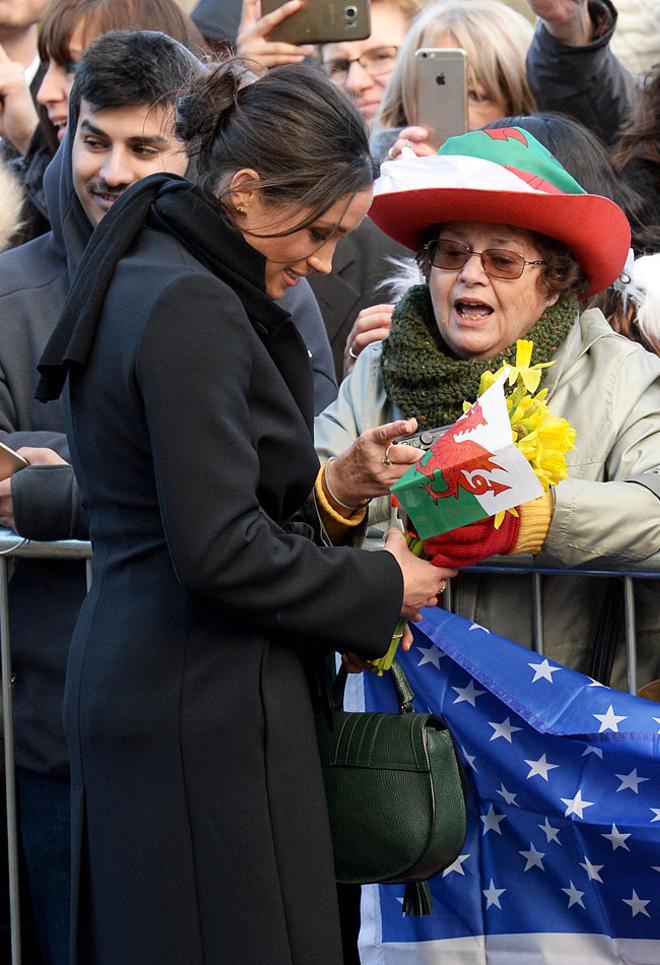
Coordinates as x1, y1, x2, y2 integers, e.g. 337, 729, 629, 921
623, 576, 638, 696
85, 558, 93, 593
531, 572, 544, 655
0, 557, 21, 965
443, 579, 453, 614
0, 535, 91, 965
468, 562, 660, 578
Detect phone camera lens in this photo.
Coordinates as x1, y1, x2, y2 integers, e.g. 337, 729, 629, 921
344, 5, 357, 19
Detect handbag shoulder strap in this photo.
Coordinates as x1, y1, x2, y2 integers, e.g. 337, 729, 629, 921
332, 659, 416, 714
390, 660, 415, 714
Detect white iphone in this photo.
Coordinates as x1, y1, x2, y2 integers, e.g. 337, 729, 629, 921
415, 48, 468, 150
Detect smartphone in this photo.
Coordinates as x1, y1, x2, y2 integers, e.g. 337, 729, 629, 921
261, 0, 370, 45
415, 48, 468, 150
0, 441, 28, 482
395, 426, 449, 451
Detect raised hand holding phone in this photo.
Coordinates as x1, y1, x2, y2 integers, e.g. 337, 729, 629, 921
0, 41, 39, 154
236, 0, 314, 68
260, 0, 371, 46
385, 126, 436, 161
525, 0, 592, 44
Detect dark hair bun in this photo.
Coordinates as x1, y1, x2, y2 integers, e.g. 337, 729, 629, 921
175, 61, 373, 230
175, 60, 256, 151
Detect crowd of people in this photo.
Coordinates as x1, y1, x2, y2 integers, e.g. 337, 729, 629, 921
0, 0, 657, 962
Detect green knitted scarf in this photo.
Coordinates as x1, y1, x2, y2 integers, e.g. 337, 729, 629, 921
381, 285, 578, 429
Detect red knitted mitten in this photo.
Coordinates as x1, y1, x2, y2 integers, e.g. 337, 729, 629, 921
423, 512, 521, 568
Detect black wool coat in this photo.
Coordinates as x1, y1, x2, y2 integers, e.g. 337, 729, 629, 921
59, 201, 402, 964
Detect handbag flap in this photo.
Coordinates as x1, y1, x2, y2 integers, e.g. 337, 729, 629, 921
317, 709, 444, 771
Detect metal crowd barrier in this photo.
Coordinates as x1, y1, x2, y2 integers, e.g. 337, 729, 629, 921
0, 532, 92, 965
0, 530, 658, 964
444, 557, 660, 697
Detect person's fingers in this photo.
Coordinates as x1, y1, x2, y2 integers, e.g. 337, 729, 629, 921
344, 306, 394, 364
342, 652, 369, 673
355, 303, 395, 321
388, 136, 434, 161
352, 313, 393, 336
434, 566, 457, 580
16, 447, 68, 466
401, 624, 413, 652
239, 0, 260, 28
259, 0, 306, 33
249, 51, 310, 64
384, 442, 424, 466
246, 39, 313, 54
384, 527, 408, 551
351, 327, 391, 353
0, 42, 11, 65
369, 418, 418, 446
399, 126, 430, 141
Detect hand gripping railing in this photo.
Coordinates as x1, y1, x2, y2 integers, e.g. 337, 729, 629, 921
0, 531, 92, 965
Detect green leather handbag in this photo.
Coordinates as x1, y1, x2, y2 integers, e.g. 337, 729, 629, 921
316, 660, 467, 916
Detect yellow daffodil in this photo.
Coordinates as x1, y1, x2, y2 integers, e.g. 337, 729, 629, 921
478, 338, 556, 397
476, 340, 576, 527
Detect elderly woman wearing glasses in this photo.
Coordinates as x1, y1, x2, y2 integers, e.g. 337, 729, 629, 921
315, 128, 660, 685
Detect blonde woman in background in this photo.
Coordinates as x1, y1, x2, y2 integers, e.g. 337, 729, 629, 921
371, 0, 536, 161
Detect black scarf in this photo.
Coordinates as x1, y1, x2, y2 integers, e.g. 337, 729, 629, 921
36, 173, 300, 407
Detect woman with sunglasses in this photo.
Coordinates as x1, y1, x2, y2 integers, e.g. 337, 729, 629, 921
315, 127, 660, 682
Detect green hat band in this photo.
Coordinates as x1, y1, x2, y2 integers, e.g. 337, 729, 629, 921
438, 128, 587, 197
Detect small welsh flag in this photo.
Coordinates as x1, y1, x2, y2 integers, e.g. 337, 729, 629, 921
392, 379, 542, 539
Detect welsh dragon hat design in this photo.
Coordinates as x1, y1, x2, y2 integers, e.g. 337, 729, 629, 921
369, 128, 631, 297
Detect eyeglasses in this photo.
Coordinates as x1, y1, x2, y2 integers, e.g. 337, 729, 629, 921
322, 46, 399, 86
424, 239, 545, 280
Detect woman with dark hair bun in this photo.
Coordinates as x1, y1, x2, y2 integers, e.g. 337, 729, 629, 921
36, 60, 449, 965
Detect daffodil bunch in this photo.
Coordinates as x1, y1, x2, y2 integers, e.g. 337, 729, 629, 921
467, 339, 576, 527
370, 340, 575, 676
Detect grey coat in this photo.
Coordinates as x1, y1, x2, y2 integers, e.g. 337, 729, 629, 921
0, 136, 90, 775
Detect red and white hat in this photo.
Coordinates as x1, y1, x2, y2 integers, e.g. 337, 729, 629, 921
369, 128, 631, 297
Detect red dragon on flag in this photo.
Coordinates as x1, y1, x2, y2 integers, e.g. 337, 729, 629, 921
414, 402, 511, 503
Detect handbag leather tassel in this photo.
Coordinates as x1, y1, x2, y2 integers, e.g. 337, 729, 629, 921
403, 881, 432, 917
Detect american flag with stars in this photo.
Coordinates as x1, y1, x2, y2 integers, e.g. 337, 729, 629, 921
346, 607, 660, 964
